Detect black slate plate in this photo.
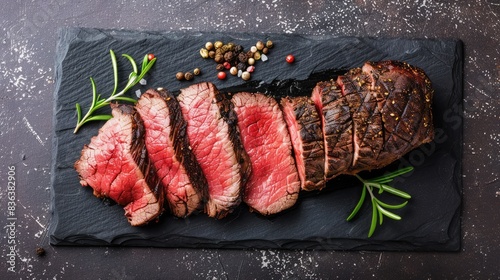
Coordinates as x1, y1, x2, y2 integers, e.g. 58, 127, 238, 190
49, 28, 463, 251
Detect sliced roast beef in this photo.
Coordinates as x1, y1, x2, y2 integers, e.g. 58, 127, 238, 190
136, 88, 208, 218
74, 104, 163, 226
311, 80, 353, 180
280, 96, 325, 190
336, 70, 384, 173
232, 92, 300, 215
177, 82, 251, 219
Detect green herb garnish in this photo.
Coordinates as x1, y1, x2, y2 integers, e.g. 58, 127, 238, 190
74, 50, 156, 133
347, 166, 413, 237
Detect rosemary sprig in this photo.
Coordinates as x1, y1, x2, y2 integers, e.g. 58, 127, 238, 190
346, 166, 413, 237
73, 50, 156, 133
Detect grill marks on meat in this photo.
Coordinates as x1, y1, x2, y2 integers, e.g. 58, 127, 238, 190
177, 82, 250, 219
280, 96, 325, 190
136, 89, 208, 218
311, 81, 353, 180
357, 61, 434, 170
232, 92, 300, 215
74, 105, 163, 226
311, 60, 434, 177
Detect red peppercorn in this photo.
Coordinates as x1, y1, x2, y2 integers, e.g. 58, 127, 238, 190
147, 53, 155, 61
217, 71, 227, 80
286, 54, 295, 63
223, 61, 231, 70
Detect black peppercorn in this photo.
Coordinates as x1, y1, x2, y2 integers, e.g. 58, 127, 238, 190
184, 72, 194, 81
234, 45, 243, 53
216, 63, 225, 71
237, 62, 246, 70
224, 51, 235, 63
176, 72, 185, 80
238, 52, 248, 63
36, 247, 46, 257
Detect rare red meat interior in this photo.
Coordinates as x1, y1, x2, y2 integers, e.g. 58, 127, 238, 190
74, 104, 163, 226
177, 82, 251, 219
136, 88, 208, 218
232, 92, 301, 215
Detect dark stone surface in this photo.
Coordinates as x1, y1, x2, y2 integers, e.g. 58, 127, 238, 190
50, 28, 462, 251
0, 1, 498, 279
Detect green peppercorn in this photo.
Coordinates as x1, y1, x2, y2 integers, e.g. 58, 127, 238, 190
176, 72, 185, 81
214, 41, 223, 49
209, 50, 216, 58
266, 40, 273, 49
205, 42, 214, 51
253, 52, 261, 60
256, 40, 264, 51
200, 48, 209, 59
227, 42, 235, 51
193, 68, 201, 75
221, 45, 230, 53
214, 54, 224, 63
215, 48, 224, 55
184, 72, 194, 81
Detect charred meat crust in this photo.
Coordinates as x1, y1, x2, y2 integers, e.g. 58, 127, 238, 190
280, 96, 325, 190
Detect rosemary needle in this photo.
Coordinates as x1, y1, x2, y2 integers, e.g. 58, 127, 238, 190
74, 49, 156, 133
347, 166, 413, 237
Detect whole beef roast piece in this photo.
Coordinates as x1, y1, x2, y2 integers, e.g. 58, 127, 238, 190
74, 104, 163, 226
342, 61, 434, 173
311, 60, 434, 179
232, 92, 300, 215
177, 82, 251, 219
136, 88, 208, 218
280, 96, 325, 190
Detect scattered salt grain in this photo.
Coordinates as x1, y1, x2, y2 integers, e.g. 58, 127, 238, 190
135, 89, 141, 98
261, 54, 268, 62
139, 78, 147, 85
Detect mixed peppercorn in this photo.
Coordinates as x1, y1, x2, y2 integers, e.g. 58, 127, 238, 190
199, 39, 274, 81
175, 39, 294, 82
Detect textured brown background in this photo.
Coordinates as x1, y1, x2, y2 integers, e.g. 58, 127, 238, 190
0, 0, 498, 279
